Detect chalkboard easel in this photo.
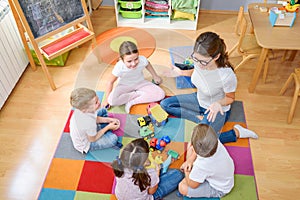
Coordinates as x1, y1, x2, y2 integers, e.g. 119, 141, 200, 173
8, 0, 97, 90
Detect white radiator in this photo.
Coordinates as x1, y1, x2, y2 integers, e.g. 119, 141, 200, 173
0, 0, 28, 109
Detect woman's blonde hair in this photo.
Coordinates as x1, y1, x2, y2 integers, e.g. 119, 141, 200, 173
191, 124, 218, 157
70, 88, 96, 110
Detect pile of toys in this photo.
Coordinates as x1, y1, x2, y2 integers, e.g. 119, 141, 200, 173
136, 103, 180, 173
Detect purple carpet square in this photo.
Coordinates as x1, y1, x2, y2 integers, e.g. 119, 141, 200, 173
225, 146, 254, 176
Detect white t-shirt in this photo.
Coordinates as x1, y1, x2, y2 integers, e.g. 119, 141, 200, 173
112, 55, 149, 86
189, 140, 234, 193
69, 109, 98, 153
115, 168, 159, 200
191, 67, 237, 112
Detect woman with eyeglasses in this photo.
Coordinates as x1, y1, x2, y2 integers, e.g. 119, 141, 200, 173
161, 32, 258, 144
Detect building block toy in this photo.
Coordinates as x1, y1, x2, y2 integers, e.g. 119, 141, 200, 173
137, 116, 152, 127
161, 155, 172, 174
149, 136, 171, 153
139, 124, 155, 140
167, 150, 180, 160
147, 103, 168, 127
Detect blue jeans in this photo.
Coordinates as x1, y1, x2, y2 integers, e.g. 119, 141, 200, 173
153, 169, 184, 200
89, 108, 118, 151
160, 93, 237, 144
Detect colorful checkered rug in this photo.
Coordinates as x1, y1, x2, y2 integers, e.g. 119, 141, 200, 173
38, 91, 258, 200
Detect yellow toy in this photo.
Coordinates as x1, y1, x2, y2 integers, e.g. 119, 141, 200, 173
285, 0, 300, 12
145, 152, 164, 169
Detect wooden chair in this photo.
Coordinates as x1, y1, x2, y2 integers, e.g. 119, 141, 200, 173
231, 13, 269, 82
228, 6, 244, 56
279, 68, 300, 124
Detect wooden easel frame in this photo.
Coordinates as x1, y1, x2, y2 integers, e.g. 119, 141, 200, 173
8, 0, 97, 90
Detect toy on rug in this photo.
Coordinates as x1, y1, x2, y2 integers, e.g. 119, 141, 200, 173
149, 136, 171, 153
174, 57, 194, 70
137, 116, 155, 139
146, 149, 180, 174
147, 103, 168, 127
167, 149, 180, 160
145, 152, 164, 169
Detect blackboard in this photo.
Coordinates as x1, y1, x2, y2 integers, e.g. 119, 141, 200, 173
18, 0, 84, 38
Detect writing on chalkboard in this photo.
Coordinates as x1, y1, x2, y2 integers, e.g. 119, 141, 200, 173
18, 0, 84, 38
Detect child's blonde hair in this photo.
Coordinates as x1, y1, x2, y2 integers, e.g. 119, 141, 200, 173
70, 88, 96, 110
191, 124, 218, 157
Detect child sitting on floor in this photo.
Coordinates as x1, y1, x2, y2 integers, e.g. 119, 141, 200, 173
179, 124, 234, 198
69, 87, 122, 153
102, 41, 165, 113
111, 138, 183, 200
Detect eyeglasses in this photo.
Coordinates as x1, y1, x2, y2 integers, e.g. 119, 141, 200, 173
191, 53, 213, 66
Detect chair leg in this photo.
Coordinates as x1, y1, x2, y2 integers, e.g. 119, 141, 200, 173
279, 73, 294, 95
262, 56, 269, 83
281, 50, 289, 62
287, 82, 299, 124
234, 54, 258, 71
228, 43, 238, 57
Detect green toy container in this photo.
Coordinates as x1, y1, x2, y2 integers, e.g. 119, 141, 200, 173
30, 49, 69, 66
119, 0, 141, 9
119, 7, 142, 19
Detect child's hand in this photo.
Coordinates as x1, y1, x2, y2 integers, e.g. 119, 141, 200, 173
180, 161, 193, 172
152, 75, 163, 85
101, 100, 110, 109
108, 121, 120, 131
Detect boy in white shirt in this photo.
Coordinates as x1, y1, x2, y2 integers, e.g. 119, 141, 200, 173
179, 124, 234, 198
69, 88, 122, 154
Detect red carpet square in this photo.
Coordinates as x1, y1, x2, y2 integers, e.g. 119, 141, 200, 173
77, 161, 115, 194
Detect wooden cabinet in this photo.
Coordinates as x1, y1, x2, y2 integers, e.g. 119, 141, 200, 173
114, 0, 201, 30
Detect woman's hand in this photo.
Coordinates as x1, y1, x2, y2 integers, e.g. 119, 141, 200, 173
162, 65, 182, 77
205, 102, 224, 122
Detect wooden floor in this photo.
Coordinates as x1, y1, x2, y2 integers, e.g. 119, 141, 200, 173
0, 7, 299, 200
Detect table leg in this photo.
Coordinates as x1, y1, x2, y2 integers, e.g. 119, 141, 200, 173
248, 48, 268, 93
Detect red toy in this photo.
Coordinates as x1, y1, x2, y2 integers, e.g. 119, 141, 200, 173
149, 136, 171, 153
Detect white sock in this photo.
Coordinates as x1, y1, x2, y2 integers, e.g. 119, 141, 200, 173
125, 102, 132, 113
234, 124, 258, 139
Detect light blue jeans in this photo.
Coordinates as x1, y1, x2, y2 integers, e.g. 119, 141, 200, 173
160, 93, 237, 144
153, 169, 184, 200
89, 108, 118, 151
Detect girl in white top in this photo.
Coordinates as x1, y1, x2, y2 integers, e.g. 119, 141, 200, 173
102, 41, 165, 113
179, 124, 234, 198
111, 138, 183, 200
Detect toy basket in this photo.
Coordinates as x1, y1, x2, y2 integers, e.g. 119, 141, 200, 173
119, 0, 141, 9
119, 7, 142, 18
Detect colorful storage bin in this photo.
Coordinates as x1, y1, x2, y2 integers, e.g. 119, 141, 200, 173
119, 0, 141, 9
30, 50, 69, 66
119, 7, 142, 18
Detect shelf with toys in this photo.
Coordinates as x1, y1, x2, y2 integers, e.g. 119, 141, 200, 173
113, 0, 201, 30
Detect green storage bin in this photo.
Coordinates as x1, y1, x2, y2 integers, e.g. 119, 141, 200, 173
30, 49, 69, 66
119, 0, 141, 9
119, 7, 142, 18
